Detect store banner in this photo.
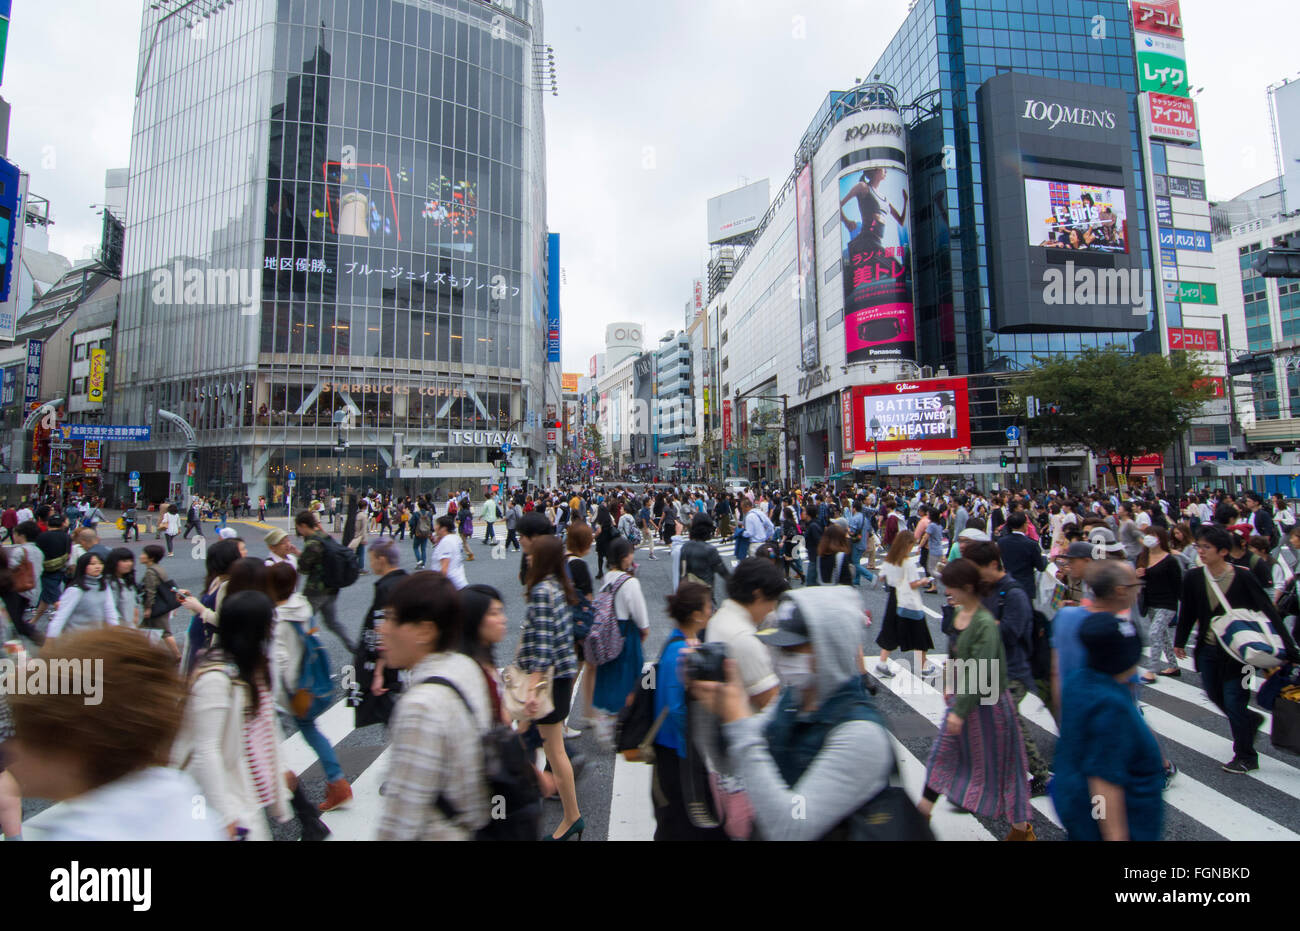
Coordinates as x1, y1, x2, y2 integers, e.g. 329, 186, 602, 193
23, 339, 42, 406
722, 399, 731, 451
88, 348, 106, 403
1176, 281, 1217, 305
794, 163, 820, 369
1136, 32, 1189, 98
1147, 91, 1197, 143
1131, 0, 1183, 38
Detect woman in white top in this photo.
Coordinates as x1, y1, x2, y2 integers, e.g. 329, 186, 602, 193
873, 530, 936, 678
4, 520, 44, 646
431, 514, 468, 589
171, 590, 290, 840
161, 506, 181, 556
590, 537, 650, 748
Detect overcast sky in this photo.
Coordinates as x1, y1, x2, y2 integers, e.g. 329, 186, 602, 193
3, 0, 1296, 372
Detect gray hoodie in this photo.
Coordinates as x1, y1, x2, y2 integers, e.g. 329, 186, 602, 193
721, 586, 893, 841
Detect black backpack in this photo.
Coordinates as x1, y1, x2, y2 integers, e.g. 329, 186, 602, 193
993, 580, 1050, 682
319, 535, 360, 590
422, 676, 541, 841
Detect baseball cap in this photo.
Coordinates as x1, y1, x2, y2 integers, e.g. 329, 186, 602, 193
1064, 540, 1095, 559
756, 596, 811, 648
1079, 611, 1142, 675
265, 528, 288, 547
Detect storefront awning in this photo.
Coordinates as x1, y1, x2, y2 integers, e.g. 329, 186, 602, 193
850, 453, 873, 470
1198, 459, 1299, 476
884, 463, 1008, 475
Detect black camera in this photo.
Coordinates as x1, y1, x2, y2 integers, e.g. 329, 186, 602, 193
683, 641, 728, 682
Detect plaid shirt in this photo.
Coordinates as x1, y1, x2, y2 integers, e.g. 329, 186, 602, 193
517, 577, 577, 679
375, 652, 490, 841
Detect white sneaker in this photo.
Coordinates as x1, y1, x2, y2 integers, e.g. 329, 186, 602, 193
874, 663, 895, 678
564, 726, 582, 739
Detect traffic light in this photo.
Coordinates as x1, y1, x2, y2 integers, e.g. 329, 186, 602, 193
1000, 453, 1008, 468
1044, 403, 1062, 416
500, 459, 508, 475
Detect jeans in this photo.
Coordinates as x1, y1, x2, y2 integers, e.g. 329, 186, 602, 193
307, 591, 354, 654
1196, 641, 1263, 764
296, 714, 344, 782
850, 541, 866, 584
505, 528, 520, 551
122, 521, 139, 541
734, 529, 750, 561
806, 557, 819, 585
354, 542, 366, 569
484, 521, 496, 543
412, 535, 428, 566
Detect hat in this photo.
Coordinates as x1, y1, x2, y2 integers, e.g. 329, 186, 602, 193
1079, 611, 1142, 675
265, 528, 288, 547
1064, 540, 1095, 560
958, 528, 990, 542
218, 527, 239, 540
756, 597, 811, 648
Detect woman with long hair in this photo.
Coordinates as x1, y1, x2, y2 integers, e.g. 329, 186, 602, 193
45, 552, 120, 639
519, 535, 583, 840
873, 530, 936, 678
816, 522, 855, 586
173, 590, 290, 840
1136, 526, 1182, 680
779, 506, 806, 584
178, 538, 242, 673
104, 547, 140, 630
918, 559, 1034, 840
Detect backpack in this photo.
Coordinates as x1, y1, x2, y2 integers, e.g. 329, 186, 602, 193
584, 574, 632, 665
319, 535, 360, 590
992, 579, 1042, 677
287, 620, 335, 719
565, 557, 595, 640
423, 675, 541, 841
411, 511, 430, 540
615, 638, 675, 763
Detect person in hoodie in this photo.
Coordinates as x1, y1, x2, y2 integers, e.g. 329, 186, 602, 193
268, 561, 351, 814
7, 627, 223, 840
689, 586, 895, 841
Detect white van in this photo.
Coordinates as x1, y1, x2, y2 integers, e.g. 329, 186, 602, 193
724, 477, 750, 495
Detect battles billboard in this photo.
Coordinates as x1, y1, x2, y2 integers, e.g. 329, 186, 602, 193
850, 378, 971, 453
977, 72, 1145, 333
707, 179, 770, 245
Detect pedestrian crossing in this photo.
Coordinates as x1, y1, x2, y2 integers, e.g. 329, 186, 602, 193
18, 650, 1300, 840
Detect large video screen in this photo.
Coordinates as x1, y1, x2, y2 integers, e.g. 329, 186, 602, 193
851, 378, 971, 453
1024, 178, 1128, 253
322, 159, 479, 253
838, 165, 915, 363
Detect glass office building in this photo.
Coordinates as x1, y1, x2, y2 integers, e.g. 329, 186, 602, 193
866, 0, 1156, 382
113, 0, 550, 502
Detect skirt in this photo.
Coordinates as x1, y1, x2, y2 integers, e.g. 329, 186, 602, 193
534, 676, 574, 726
924, 690, 1032, 823
718, 515, 732, 539
875, 588, 935, 653
592, 619, 645, 714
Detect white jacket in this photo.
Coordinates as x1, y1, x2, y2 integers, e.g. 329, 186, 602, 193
171, 663, 290, 839
26, 766, 225, 841
272, 594, 314, 713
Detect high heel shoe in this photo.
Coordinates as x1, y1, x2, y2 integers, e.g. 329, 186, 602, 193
545, 816, 585, 841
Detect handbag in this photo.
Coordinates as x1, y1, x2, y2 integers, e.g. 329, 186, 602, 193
1271, 682, 1300, 755
11, 552, 34, 593
501, 662, 554, 723
1206, 569, 1290, 669
148, 577, 182, 619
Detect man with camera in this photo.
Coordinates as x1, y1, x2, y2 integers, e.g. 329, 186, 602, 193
689, 586, 895, 841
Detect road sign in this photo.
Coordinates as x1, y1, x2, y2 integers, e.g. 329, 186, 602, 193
1006, 426, 1021, 443
129, 471, 140, 482
500, 443, 512, 456
287, 471, 296, 482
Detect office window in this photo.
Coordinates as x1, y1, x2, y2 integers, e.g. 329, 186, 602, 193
72, 378, 86, 394
74, 344, 87, 361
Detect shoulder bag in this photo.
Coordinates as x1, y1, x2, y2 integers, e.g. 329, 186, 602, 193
1206, 569, 1289, 669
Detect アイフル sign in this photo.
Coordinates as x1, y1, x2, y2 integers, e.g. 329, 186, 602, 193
1146, 91, 1198, 143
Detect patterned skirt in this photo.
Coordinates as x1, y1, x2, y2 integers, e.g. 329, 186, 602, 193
924, 690, 1032, 823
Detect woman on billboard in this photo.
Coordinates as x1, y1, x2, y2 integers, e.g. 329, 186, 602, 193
840, 167, 909, 256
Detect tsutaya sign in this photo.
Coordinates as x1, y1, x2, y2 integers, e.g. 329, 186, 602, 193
449, 431, 521, 447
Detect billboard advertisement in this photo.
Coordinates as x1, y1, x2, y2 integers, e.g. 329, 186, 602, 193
23, 339, 42, 406
561, 372, 580, 393
1136, 33, 1189, 98
1131, 0, 1183, 38
1273, 79, 1300, 217
850, 378, 971, 453
795, 163, 819, 370
707, 179, 770, 244
838, 166, 914, 363
1025, 179, 1129, 253
0, 156, 19, 309
1, 364, 13, 407
1146, 91, 1198, 144
546, 233, 560, 363
722, 399, 732, 451
88, 348, 106, 404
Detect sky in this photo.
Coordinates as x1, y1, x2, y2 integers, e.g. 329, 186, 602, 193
1, 0, 1295, 373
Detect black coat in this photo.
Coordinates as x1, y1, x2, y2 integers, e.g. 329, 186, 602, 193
351, 568, 408, 727
996, 532, 1047, 596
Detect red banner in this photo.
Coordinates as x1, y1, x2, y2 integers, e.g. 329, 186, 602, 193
841, 390, 854, 455
1193, 376, 1226, 399
722, 400, 732, 451
1167, 327, 1219, 351
1108, 452, 1164, 467
1131, 0, 1183, 37
850, 377, 971, 453
1147, 91, 1197, 143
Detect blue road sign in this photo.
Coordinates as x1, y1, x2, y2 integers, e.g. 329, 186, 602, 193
129, 471, 140, 481
1006, 426, 1021, 443
287, 471, 296, 482
500, 443, 512, 456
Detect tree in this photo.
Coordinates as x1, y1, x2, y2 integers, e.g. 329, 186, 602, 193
1017, 346, 1214, 487
583, 422, 606, 463
742, 407, 782, 476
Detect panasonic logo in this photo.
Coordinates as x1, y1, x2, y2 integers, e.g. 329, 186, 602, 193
1021, 99, 1117, 131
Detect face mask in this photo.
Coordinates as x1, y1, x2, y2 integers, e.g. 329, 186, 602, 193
1142, 535, 1159, 549
774, 650, 814, 694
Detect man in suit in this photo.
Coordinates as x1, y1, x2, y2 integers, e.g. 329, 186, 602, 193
997, 510, 1047, 596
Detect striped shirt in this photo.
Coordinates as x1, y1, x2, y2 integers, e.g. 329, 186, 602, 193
517, 577, 577, 679
243, 687, 278, 808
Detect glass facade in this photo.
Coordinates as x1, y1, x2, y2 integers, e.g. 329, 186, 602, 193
114, 0, 549, 500
867, 0, 1154, 376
